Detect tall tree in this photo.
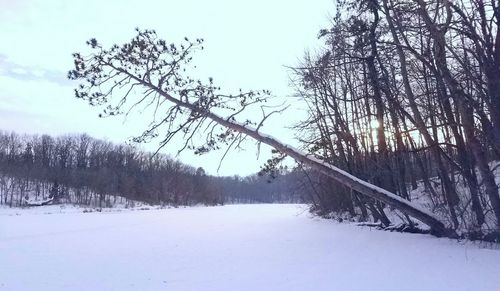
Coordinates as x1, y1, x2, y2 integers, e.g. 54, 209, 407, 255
68, 29, 452, 236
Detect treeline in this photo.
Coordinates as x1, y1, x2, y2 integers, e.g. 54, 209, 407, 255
0, 131, 302, 208
219, 172, 305, 204
0, 131, 224, 207
293, 0, 500, 235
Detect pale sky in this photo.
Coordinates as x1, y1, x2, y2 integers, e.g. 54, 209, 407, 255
0, 0, 333, 176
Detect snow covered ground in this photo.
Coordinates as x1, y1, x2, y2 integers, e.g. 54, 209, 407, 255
0, 204, 499, 291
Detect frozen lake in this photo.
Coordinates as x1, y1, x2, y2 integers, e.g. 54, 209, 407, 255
0, 204, 499, 291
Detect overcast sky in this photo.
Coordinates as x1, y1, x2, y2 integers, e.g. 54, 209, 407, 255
0, 0, 333, 176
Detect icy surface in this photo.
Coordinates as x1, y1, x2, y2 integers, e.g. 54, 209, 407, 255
0, 204, 499, 291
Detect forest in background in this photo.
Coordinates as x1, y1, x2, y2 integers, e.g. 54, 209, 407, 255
0, 130, 303, 208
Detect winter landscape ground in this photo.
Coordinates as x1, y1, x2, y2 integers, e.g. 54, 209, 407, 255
1, 204, 499, 291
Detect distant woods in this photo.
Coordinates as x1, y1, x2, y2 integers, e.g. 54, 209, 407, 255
293, 0, 500, 234
0, 131, 302, 208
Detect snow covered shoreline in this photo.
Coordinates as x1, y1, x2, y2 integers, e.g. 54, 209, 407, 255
0, 204, 499, 291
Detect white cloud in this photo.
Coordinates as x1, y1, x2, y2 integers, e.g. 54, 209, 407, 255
11, 67, 28, 75
31, 69, 45, 78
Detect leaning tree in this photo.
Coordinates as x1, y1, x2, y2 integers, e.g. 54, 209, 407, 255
68, 29, 454, 237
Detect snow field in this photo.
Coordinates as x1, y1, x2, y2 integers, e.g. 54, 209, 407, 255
0, 204, 499, 291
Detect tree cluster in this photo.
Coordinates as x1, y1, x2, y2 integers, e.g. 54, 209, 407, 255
293, 0, 500, 236
220, 171, 305, 204
0, 131, 303, 208
0, 131, 222, 207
